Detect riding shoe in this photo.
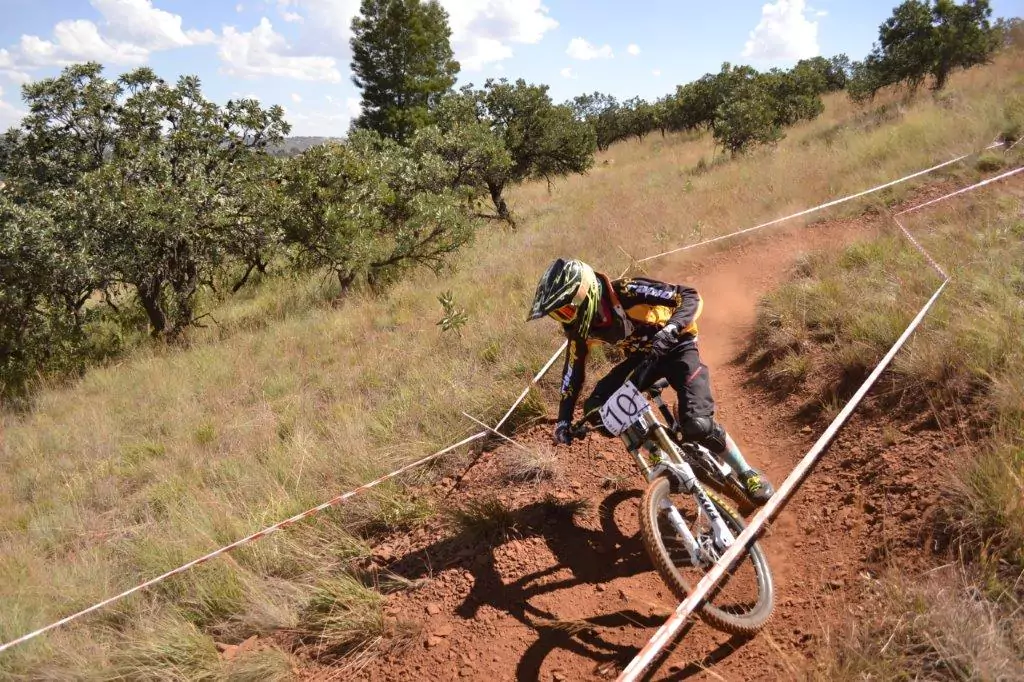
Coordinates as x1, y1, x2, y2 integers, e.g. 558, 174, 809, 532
740, 468, 775, 505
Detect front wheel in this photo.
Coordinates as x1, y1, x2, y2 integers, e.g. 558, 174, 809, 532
639, 475, 774, 636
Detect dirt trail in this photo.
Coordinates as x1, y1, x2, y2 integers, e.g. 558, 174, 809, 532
300, 217, 948, 681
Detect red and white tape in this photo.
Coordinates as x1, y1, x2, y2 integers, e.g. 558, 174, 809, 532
616, 164, 1023, 681
0, 143, 1008, 657
636, 143, 1002, 265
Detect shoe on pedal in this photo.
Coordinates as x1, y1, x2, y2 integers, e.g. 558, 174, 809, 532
740, 468, 774, 505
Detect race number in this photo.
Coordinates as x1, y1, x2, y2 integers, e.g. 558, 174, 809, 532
599, 381, 648, 436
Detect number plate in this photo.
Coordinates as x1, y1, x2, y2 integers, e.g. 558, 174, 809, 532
599, 381, 649, 436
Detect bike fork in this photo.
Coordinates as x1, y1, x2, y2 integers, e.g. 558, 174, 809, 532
658, 498, 703, 567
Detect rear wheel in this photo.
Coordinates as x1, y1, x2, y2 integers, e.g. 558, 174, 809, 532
639, 475, 774, 636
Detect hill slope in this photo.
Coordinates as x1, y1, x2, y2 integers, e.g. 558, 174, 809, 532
0, 49, 1021, 678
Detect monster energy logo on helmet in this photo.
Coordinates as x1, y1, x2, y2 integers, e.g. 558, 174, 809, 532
527, 258, 602, 337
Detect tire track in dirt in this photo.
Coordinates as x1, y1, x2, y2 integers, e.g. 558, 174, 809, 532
298, 215, 948, 681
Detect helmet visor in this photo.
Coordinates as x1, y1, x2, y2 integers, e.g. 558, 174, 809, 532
548, 304, 578, 324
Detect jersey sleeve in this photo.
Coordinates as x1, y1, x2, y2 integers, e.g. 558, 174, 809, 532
556, 332, 588, 424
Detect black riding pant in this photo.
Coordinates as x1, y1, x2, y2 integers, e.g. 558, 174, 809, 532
582, 344, 716, 426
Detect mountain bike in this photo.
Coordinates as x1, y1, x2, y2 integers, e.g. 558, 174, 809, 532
568, 360, 774, 635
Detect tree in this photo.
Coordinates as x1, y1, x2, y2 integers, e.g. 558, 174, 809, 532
571, 92, 621, 150
762, 68, 825, 127
930, 0, 998, 89
281, 130, 478, 289
3, 65, 290, 338
350, 0, 459, 143
0, 62, 119, 193
621, 97, 657, 142
712, 80, 783, 154
793, 55, 851, 92
0, 193, 96, 399
438, 80, 595, 224
850, 0, 997, 100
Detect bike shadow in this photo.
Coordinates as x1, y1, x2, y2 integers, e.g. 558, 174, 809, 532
383, 488, 752, 680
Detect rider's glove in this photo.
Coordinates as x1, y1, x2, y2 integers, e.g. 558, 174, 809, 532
553, 421, 573, 445
651, 323, 680, 357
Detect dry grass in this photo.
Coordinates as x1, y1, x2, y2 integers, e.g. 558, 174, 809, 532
815, 569, 1024, 681
753, 175, 1024, 584
503, 445, 562, 484
1, 49, 1022, 677
446, 496, 518, 541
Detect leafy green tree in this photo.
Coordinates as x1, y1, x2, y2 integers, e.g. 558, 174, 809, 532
762, 68, 825, 126
0, 194, 90, 399
570, 92, 621, 150
4, 65, 290, 338
851, 0, 997, 99
440, 80, 595, 224
621, 97, 657, 142
350, 0, 459, 143
0, 63, 119, 192
281, 130, 477, 289
793, 55, 850, 92
930, 0, 998, 89
712, 80, 783, 154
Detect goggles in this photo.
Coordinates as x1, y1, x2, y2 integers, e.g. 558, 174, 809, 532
548, 304, 578, 324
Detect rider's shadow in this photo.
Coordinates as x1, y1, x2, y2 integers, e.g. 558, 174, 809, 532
384, 489, 751, 681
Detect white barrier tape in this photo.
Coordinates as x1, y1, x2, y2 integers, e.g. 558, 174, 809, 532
894, 165, 1024, 216
0, 430, 487, 654
495, 341, 567, 430
636, 143, 1001, 265
0, 346, 564, 655
0, 142, 1003, 657
893, 166, 1024, 280
616, 279, 950, 681
893, 215, 950, 280
618, 159, 1023, 681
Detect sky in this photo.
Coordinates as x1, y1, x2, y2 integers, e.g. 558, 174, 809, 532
0, 0, 1019, 136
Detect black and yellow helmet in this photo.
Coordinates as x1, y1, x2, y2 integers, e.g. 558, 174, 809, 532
527, 258, 602, 335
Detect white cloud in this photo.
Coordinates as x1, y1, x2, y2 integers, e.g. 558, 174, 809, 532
345, 96, 361, 118
627, 43, 640, 56
566, 37, 613, 61
291, 92, 302, 102
559, 66, 575, 79
443, 0, 558, 70
741, 0, 820, 61
239, 0, 557, 74
90, 0, 216, 50
236, 3, 244, 12
652, 68, 662, 77
0, 0, 214, 76
219, 18, 342, 82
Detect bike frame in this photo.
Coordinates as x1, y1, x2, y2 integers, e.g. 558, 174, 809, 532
617, 403, 736, 567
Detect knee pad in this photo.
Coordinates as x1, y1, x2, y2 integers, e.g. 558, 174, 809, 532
681, 416, 727, 453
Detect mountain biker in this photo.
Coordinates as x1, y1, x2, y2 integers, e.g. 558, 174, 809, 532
527, 258, 775, 504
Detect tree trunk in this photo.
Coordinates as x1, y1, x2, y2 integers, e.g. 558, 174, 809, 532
137, 277, 167, 337
488, 181, 515, 227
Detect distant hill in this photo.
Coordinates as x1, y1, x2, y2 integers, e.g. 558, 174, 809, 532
268, 136, 338, 157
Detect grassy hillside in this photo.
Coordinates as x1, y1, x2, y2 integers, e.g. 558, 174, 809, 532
1, 49, 1022, 677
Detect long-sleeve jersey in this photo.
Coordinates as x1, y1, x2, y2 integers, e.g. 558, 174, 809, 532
556, 274, 703, 424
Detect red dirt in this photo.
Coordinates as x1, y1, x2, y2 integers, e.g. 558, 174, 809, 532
293, 216, 953, 681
